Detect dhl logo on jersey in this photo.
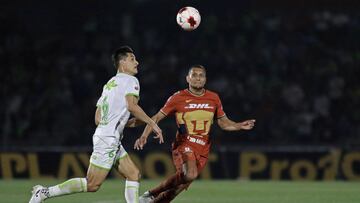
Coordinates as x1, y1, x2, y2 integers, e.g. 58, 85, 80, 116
184, 103, 214, 109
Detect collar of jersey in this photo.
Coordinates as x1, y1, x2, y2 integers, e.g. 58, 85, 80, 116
116, 72, 131, 77
186, 89, 206, 97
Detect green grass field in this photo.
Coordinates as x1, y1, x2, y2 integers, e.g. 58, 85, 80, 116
0, 179, 359, 203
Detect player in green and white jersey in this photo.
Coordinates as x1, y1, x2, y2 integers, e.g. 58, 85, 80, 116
29, 46, 163, 203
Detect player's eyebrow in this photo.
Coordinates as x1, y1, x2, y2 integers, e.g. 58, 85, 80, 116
193, 71, 204, 75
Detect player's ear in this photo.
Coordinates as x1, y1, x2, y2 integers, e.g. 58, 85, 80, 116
186, 75, 190, 83
119, 60, 125, 72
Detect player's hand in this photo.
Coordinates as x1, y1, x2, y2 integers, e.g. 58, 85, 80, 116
134, 136, 148, 150
125, 118, 136, 127
239, 119, 256, 130
149, 122, 164, 144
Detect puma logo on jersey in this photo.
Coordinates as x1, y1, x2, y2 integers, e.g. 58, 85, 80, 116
184, 103, 214, 109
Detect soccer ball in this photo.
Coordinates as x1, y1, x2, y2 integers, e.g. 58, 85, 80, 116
176, 7, 201, 31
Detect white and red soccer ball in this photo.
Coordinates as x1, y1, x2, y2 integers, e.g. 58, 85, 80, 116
176, 6, 201, 31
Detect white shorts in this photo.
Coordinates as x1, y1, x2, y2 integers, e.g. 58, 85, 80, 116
89, 135, 128, 170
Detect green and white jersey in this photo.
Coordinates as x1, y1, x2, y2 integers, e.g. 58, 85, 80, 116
94, 72, 140, 141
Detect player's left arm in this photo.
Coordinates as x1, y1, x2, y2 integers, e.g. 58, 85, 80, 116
125, 94, 163, 140
214, 93, 255, 131
217, 115, 256, 131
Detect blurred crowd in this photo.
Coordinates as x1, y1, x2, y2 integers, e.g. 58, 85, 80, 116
1, 1, 359, 149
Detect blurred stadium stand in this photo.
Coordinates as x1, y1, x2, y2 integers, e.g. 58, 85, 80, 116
1, 0, 359, 152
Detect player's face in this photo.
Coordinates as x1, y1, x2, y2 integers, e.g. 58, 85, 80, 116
120, 53, 139, 75
187, 67, 206, 90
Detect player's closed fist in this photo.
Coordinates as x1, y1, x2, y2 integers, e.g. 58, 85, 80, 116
239, 119, 256, 130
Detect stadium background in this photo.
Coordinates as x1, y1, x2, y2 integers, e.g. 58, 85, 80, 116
1, 0, 360, 183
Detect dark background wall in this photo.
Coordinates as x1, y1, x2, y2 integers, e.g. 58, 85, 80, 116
1, 0, 360, 152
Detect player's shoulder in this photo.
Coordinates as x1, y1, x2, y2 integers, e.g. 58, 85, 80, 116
166, 89, 186, 102
115, 73, 139, 83
171, 89, 187, 97
205, 89, 220, 98
116, 72, 138, 80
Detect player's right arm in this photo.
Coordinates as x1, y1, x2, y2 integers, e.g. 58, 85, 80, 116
95, 107, 101, 126
134, 111, 167, 150
125, 95, 163, 138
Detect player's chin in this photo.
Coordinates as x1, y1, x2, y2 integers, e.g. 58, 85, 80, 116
193, 85, 205, 89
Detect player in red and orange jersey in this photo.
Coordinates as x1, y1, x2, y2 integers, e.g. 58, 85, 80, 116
135, 65, 255, 203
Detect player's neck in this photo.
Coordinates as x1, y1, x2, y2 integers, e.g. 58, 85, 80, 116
188, 87, 205, 96
117, 69, 134, 76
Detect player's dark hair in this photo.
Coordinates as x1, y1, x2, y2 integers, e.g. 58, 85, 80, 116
188, 64, 206, 75
112, 46, 134, 68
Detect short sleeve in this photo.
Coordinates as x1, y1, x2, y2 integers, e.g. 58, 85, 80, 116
160, 93, 178, 116
125, 77, 140, 98
215, 94, 226, 119
96, 97, 101, 107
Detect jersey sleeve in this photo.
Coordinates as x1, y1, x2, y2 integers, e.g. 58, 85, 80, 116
125, 77, 140, 98
160, 93, 178, 116
215, 94, 226, 119
96, 97, 101, 107
96, 91, 104, 107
